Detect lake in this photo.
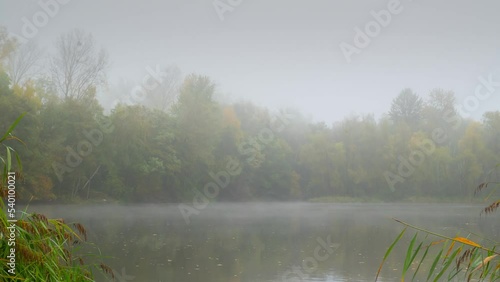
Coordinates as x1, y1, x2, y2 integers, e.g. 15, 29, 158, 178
23, 202, 499, 282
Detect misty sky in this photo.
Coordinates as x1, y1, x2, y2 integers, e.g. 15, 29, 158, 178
1, 0, 499, 123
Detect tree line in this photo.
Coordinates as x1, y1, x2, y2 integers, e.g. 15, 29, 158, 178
0, 27, 498, 203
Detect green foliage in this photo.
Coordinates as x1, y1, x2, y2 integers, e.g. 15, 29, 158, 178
0, 212, 97, 281
377, 166, 500, 281
375, 227, 406, 281
377, 220, 500, 281
0, 115, 113, 281
389, 88, 424, 127
0, 25, 499, 203
1, 64, 499, 202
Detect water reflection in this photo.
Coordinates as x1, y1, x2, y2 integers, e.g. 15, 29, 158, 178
24, 203, 497, 282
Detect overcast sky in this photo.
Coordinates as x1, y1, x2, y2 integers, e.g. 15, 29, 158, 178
1, 0, 499, 123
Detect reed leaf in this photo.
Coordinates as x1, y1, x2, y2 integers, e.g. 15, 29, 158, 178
5, 146, 11, 172
403, 233, 422, 280
412, 242, 430, 282
472, 255, 498, 273
403, 233, 418, 271
452, 237, 481, 248
0, 112, 26, 143
375, 227, 406, 282
0, 114, 113, 281
426, 249, 443, 281
444, 241, 456, 261
433, 247, 461, 282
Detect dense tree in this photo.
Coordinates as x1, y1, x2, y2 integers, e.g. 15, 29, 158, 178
482, 111, 500, 163
299, 131, 345, 197
422, 89, 458, 134
389, 88, 423, 127
0, 25, 498, 203
457, 122, 486, 194
171, 74, 224, 198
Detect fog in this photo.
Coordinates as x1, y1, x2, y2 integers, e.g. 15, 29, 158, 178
1, 1, 500, 281
23, 203, 500, 281
2, 0, 500, 122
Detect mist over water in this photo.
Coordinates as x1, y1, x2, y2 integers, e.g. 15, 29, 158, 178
1, 0, 500, 281
21, 203, 497, 282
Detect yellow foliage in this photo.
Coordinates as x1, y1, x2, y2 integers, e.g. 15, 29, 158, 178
223, 106, 241, 129
452, 237, 481, 248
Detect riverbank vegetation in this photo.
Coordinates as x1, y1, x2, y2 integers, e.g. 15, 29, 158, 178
0, 26, 499, 204
0, 115, 112, 281
377, 166, 500, 281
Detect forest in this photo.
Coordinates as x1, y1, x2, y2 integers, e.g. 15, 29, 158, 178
1, 27, 499, 203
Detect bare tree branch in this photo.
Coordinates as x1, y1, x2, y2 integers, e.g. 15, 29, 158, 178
0, 26, 18, 67
143, 65, 182, 112
50, 29, 108, 100
6, 42, 43, 86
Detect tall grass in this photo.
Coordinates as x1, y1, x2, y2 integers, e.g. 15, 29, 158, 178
376, 165, 500, 282
1, 114, 114, 281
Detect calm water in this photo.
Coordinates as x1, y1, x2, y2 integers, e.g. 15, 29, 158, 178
24, 203, 499, 282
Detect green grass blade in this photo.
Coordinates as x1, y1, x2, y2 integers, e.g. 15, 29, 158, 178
447, 268, 460, 281
427, 249, 443, 281
14, 150, 22, 172
3, 150, 7, 183
403, 233, 418, 277
6, 146, 11, 172
376, 228, 406, 281
0, 112, 26, 143
433, 247, 461, 282
412, 244, 430, 281
407, 241, 423, 278
410, 242, 423, 266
